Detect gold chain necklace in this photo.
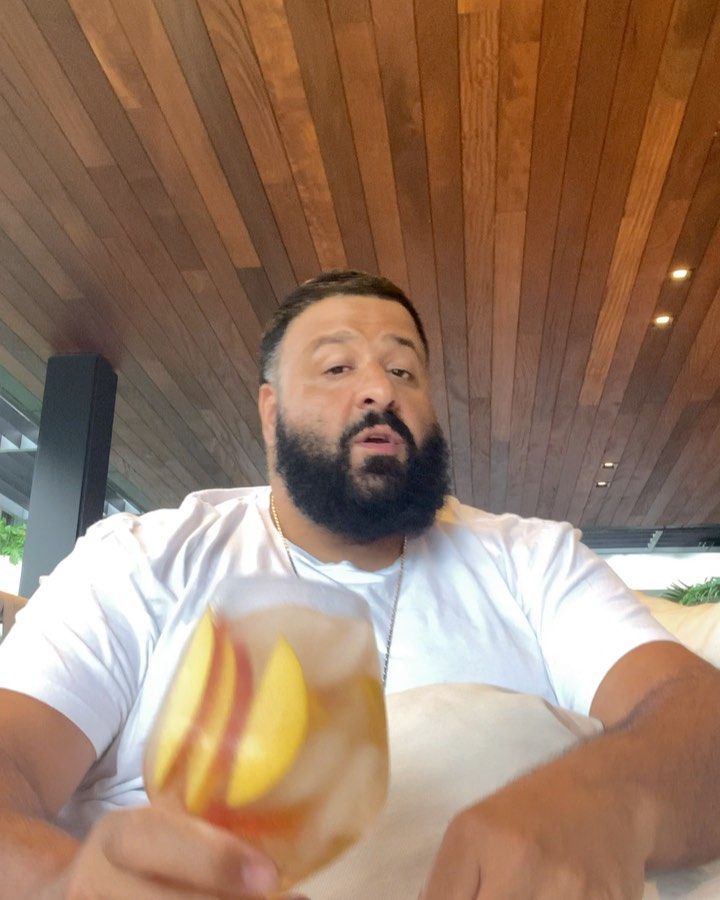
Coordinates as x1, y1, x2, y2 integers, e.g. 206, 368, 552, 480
269, 493, 406, 688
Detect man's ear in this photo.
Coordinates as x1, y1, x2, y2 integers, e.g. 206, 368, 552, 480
258, 382, 278, 449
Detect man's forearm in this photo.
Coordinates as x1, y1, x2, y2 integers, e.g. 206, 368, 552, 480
0, 810, 78, 898
608, 665, 720, 869
0, 750, 78, 898
549, 665, 720, 871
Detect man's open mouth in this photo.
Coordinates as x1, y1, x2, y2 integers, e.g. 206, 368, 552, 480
354, 425, 404, 453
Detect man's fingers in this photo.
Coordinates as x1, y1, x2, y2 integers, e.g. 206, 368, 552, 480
78, 867, 223, 900
63, 851, 226, 900
98, 807, 279, 897
477, 866, 578, 900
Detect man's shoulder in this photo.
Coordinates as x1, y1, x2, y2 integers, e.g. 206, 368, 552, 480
433, 496, 580, 548
40, 486, 271, 601
181, 485, 270, 514
82, 486, 270, 550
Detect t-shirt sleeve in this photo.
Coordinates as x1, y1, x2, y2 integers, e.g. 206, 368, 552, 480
511, 519, 678, 716
0, 514, 176, 756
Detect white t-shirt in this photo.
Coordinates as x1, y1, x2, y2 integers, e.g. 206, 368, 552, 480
0, 486, 673, 836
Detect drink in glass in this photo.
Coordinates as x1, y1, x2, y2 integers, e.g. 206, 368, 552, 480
144, 576, 389, 889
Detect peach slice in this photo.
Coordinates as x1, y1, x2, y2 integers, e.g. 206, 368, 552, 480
184, 629, 237, 813
150, 610, 216, 792
183, 624, 254, 814
226, 635, 309, 807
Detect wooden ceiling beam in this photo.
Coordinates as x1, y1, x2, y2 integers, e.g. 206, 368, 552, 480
459, 0, 499, 508
328, 0, 410, 293
110, 0, 261, 272
416, 0, 473, 502
89, 164, 266, 452
683, 397, 720, 525
238, 0, 347, 270
541, 0, 677, 523
518, 0, 632, 519
504, 0, 586, 515
153, 1, 296, 303
283, 0, 377, 273
196, 0, 320, 282
641, 391, 720, 525
489, 0, 542, 513
601, 143, 720, 525
573, 3, 720, 525
608, 277, 720, 527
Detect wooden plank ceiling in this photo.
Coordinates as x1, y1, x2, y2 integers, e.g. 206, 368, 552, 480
0, 0, 719, 529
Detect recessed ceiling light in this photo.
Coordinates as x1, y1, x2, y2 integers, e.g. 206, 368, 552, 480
601, 461, 616, 469
596, 480, 609, 488
653, 314, 672, 326
669, 267, 691, 281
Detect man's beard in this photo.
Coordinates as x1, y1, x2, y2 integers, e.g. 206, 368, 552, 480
274, 408, 451, 544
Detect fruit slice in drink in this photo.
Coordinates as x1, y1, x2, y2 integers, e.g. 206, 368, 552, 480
184, 626, 255, 814
149, 610, 216, 791
146, 598, 388, 890
146, 612, 254, 811
226, 635, 310, 806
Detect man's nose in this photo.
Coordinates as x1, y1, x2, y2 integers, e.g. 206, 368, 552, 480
355, 363, 397, 410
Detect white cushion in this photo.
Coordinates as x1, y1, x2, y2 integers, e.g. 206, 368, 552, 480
636, 592, 720, 669
297, 683, 720, 899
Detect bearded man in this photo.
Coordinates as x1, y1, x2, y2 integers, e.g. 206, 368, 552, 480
0, 270, 719, 899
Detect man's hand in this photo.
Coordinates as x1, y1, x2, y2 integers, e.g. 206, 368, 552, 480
420, 766, 648, 899
422, 643, 720, 898
40, 805, 306, 899
0, 694, 308, 898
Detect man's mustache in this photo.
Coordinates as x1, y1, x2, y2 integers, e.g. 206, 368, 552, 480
340, 410, 417, 452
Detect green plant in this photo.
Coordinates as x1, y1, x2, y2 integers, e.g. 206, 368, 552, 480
0, 519, 26, 565
662, 576, 720, 606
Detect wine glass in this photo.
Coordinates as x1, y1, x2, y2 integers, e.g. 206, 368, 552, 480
144, 574, 389, 890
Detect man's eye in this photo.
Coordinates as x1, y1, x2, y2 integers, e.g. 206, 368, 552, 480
390, 368, 413, 381
325, 365, 350, 375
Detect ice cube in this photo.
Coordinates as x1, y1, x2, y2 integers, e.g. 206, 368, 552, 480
297, 743, 386, 861
235, 607, 331, 665
233, 608, 376, 689
301, 617, 375, 689
266, 725, 353, 808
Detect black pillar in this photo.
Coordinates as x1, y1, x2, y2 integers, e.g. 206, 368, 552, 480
19, 354, 117, 597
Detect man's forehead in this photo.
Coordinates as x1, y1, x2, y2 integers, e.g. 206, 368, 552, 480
284, 294, 423, 352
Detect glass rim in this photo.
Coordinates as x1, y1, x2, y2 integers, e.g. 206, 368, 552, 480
208, 572, 373, 622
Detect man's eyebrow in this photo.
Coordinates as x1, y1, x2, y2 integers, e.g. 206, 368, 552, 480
308, 331, 356, 352
386, 334, 423, 359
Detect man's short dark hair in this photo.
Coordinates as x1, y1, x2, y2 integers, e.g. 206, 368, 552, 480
259, 270, 429, 384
